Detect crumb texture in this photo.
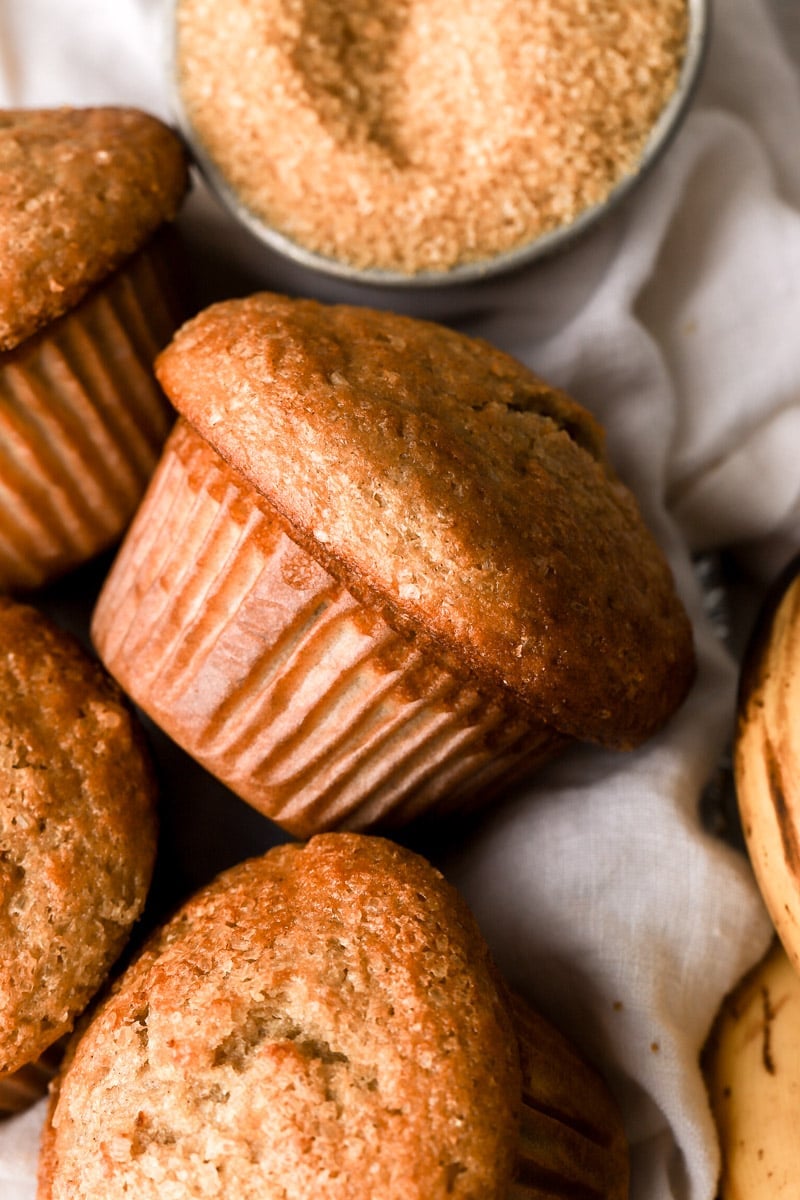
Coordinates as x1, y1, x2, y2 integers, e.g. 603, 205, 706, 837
0, 598, 157, 1076
157, 294, 695, 747
39, 834, 521, 1200
0, 106, 188, 351
176, 0, 687, 272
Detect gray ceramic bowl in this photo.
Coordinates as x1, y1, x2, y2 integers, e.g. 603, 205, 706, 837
168, 0, 710, 289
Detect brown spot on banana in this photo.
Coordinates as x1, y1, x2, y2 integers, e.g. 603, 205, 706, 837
704, 940, 800, 1197
760, 986, 776, 1075
764, 736, 800, 879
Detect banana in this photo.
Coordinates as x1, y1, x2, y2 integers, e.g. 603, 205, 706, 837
734, 552, 800, 971
704, 937, 800, 1197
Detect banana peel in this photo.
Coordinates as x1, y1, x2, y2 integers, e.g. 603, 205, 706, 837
704, 937, 800, 1197
735, 552, 800, 971
711, 555, 800, 1195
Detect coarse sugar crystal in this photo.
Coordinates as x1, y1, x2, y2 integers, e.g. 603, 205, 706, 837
175, 0, 688, 274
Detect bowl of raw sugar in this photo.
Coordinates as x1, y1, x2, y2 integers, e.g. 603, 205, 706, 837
169, 0, 708, 288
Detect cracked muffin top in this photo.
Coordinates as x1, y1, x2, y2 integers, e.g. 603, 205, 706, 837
39, 834, 521, 1200
156, 292, 695, 747
0, 598, 158, 1078
0, 106, 188, 352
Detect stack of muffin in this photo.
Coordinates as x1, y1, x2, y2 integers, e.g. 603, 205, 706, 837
0, 101, 697, 1199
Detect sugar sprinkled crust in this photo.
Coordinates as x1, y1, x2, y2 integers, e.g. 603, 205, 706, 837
156, 293, 695, 748
0, 106, 188, 351
39, 834, 521, 1200
0, 598, 158, 1078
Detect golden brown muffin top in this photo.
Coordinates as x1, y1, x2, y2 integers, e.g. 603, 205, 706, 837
157, 293, 694, 748
0, 598, 158, 1077
0, 106, 188, 351
39, 834, 520, 1200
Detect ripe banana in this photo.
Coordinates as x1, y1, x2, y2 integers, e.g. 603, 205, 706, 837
734, 552, 800, 970
704, 937, 800, 1196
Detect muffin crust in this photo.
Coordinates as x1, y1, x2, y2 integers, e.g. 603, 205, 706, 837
39, 834, 520, 1200
0, 106, 188, 351
0, 598, 158, 1077
157, 293, 694, 748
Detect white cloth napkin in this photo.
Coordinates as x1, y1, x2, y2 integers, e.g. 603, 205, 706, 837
2, 1, 800, 1197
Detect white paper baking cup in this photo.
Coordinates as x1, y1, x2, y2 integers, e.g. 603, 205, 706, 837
0, 1040, 65, 1117
92, 419, 564, 836
0, 232, 182, 592
509, 993, 629, 1200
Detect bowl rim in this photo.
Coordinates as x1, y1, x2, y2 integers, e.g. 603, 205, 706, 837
166, 0, 711, 289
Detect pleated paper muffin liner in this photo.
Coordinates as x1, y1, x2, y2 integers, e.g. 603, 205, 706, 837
0, 1039, 66, 1118
92, 418, 566, 836
508, 993, 630, 1199
0, 229, 182, 592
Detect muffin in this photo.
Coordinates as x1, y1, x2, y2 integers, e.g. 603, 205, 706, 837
0, 106, 189, 592
91, 292, 695, 836
510, 991, 629, 1200
0, 597, 158, 1113
38, 834, 628, 1199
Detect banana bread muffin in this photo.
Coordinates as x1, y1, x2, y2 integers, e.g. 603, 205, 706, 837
92, 293, 695, 835
0, 106, 188, 592
38, 834, 629, 1199
0, 597, 158, 1112
38, 835, 521, 1198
